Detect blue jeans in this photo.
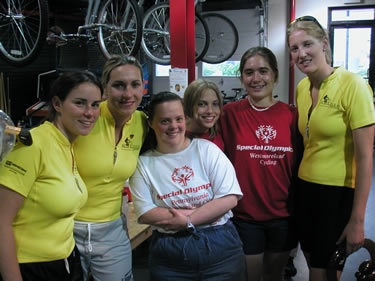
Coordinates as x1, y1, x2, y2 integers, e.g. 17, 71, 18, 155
149, 220, 246, 281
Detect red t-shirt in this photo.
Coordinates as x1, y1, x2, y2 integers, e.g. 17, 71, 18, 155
186, 130, 225, 151
220, 99, 300, 221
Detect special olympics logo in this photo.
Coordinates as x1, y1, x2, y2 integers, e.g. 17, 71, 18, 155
255, 125, 276, 144
171, 165, 194, 186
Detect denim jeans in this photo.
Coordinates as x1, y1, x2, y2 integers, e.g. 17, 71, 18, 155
149, 220, 246, 281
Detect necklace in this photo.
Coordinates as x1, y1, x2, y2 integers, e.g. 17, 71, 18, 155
248, 98, 274, 112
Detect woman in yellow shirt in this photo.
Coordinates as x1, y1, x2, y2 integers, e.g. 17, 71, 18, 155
73, 55, 147, 281
0, 71, 102, 281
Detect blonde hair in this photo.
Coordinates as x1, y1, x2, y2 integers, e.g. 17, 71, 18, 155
101, 55, 143, 87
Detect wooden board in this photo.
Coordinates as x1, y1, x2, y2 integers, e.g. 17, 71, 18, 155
126, 202, 152, 249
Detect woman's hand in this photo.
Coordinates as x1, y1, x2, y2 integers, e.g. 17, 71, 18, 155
337, 219, 364, 255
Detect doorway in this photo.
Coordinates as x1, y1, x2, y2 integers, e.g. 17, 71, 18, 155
328, 5, 375, 93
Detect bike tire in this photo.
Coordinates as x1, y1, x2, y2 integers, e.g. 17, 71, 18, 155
0, 0, 49, 66
201, 13, 239, 64
195, 12, 210, 62
141, 3, 209, 65
97, 0, 142, 59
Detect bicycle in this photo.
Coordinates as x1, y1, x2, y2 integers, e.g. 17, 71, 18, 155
221, 88, 246, 104
0, 0, 239, 66
140, 0, 210, 65
139, 1, 239, 65
0, 0, 142, 66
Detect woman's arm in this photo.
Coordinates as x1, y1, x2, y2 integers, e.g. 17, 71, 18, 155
0, 185, 25, 281
338, 124, 374, 254
152, 195, 238, 231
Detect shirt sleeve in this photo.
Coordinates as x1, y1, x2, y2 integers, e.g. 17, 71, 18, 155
129, 160, 158, 220
0, 141, 41, 197
200, 140, 243, 200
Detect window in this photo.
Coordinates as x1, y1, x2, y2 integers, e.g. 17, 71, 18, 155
155, 64, 171, 77
155, 61, 241, 78
202, 61, 240, 77
329, 6, 375, 89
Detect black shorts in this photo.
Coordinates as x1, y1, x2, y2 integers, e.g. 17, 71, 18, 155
295, 179, 354, 268
0, 246, 83, 281
233, 217, 298, 255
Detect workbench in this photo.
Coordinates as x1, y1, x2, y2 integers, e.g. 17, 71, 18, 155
126, 202, 152, 250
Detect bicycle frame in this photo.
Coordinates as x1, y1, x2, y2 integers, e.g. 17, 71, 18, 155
49, 0, 142, 59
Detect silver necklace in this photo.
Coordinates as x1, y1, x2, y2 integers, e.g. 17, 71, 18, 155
248, 98, 274, 112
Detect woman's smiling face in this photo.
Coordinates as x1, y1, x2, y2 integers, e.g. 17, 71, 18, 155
149, 100, 186, 153
193, 88, 221, 131
104, 64, 144, 122
288, 29, 328, 75
241, 54, 276, 101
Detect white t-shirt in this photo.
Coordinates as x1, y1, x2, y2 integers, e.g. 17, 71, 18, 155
129, 138, 242, 233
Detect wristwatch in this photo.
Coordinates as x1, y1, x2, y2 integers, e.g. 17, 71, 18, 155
186, 215, 195, 233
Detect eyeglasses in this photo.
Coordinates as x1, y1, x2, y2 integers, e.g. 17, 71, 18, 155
289, 16, 325, 33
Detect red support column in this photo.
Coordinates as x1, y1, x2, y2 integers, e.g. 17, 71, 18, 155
169, 0, 196, 83
288, 0, 296, 104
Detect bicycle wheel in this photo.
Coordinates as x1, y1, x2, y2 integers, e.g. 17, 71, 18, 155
201, 13, 239, 64
0, 0, 48, 66
97, 0, 142, 59
195, 12, 210, 62
141, 3, 209, 65
141, 3, 171, 65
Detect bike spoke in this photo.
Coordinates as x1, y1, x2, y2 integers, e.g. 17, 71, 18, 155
97, 0, 142, 59
0, 0, 48, 65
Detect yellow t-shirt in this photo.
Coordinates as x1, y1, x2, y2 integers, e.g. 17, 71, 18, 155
74, 101, 147, 222
0, 122, 88, 263
297, 67, 375, 187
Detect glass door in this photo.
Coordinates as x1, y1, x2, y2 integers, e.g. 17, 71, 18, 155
332, 27, 371, 81
329, 6, 375, 93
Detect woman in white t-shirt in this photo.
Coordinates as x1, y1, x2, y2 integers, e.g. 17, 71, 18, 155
130, 91, 246, 281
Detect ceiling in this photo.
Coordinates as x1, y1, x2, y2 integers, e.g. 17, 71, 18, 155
200, 0, 261, 11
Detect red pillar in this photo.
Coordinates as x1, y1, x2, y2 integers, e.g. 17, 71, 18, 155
169, 0, 196, 83
288, 0, 296, 104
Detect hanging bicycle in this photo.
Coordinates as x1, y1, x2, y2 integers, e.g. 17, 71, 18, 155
0, 0, 142, 66
140, 1, 210, 65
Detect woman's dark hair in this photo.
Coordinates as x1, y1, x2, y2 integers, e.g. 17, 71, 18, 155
238, 46, 279, 82
46, 71, 103, 121
146, 91, 183, 121
140, 91, 183, 153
